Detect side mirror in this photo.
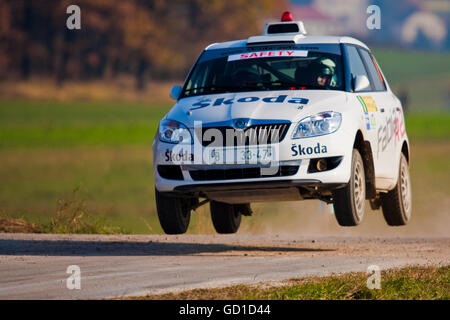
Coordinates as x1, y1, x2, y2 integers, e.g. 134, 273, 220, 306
353, 75, 370, 92
169, 85, 182, 100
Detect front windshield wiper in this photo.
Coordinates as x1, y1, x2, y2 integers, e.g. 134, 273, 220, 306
258, 81, 329, 90
183, 85, 241, 95
230, 80, 295, 91
259, 80, 295, 87
293, 83, 330, 89
183, 83, 272, 97
244, 80, 305, 90
183, 81, 329, 97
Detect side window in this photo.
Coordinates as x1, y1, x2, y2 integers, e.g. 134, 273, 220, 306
345, 45, 372, 91
358, 48, 386, 91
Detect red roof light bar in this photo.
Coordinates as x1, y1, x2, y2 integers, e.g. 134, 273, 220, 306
281, 11, 294, 22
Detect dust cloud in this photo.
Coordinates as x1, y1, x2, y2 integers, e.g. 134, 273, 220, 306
240, 198, 450, 237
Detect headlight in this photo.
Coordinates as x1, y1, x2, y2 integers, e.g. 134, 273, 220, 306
292, 111, 342, 139
159, 119, 192, 144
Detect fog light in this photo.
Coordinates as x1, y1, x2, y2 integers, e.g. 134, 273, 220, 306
307, 156, 343, 174
316, 159, 328, 171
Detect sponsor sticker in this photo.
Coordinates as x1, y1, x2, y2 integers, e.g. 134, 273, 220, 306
377, 108, 397, 156
291, 143, 328, 156
357, 95, 378, 113
228, 50, 308, 62
370, 113, 376, 128
165, 149, 194, 162
357, 95, 377, 130
190, 94, 309, 111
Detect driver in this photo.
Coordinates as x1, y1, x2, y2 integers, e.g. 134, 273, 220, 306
311, 63, 334, 88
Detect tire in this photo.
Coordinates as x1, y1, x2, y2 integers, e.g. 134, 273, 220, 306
210, 201, 242, 234
381, 154, 412, 226
332, 149, 366, 226
155, 188, 191, 234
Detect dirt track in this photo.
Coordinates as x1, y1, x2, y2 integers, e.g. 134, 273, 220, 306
0, 233, 448, 299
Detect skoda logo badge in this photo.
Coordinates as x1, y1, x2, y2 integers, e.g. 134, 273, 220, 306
233, 119, 249, 130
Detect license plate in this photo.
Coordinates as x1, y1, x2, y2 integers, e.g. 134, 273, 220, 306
205, 146, 275, 164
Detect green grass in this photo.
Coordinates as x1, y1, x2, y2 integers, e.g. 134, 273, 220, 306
373, 48, 450, 85
246, 266, 449, 300
0, 100, 448, 150
373, 48, 450, 112
0, 100, 449, 234
0, 100, 169, 149
406, 113, 450, 141
0, 147, 161, 234
39, 188, 128, 234
127, 265, 450, 300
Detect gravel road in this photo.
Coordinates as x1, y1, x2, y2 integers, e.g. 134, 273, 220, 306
0, 233, 448, 299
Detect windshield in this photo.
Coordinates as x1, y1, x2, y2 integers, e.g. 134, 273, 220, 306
182, 44, 344, 98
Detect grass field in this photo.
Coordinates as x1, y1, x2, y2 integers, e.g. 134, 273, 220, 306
0, 48, 449, 235
373, 48, 450, 112
0, 100, 449, 235
128, 265, 449, 300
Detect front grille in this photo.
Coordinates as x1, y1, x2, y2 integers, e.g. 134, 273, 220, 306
198, 123, 290, 147
189, 165, 299, 181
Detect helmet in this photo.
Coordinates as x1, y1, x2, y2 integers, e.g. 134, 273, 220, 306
312, 64, 333, 77
317, 58, 336, 73
311, 62, 334, 87
316, 65, 333, 77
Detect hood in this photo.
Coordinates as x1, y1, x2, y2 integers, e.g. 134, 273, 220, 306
165, 90, 348, 128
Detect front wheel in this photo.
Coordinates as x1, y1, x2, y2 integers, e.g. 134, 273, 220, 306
381, 154, 412, 226
155, 188, 192, 234
210, 201, 242, 234
332, 149, 366, 226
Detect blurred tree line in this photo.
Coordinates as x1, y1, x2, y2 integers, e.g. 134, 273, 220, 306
0, 0, 285, 89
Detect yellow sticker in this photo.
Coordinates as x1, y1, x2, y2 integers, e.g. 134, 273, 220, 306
360, 96, 377, 112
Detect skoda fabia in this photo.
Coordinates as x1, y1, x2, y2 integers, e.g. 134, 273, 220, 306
153, 13, 412, 234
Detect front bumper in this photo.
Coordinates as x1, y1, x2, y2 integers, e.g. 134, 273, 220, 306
153, 129, 354, 194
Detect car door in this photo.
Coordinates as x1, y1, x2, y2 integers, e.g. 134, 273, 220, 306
344, 45, 384, 177
357, 47, 397, 180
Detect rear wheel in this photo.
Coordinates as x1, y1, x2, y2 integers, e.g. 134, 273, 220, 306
381, 154, 412, 226
210, 201, 242, 234
332, 149, 366, 226
155, 188, 192, 234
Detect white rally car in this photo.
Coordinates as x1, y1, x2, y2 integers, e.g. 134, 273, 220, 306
153, 13, 412, 234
